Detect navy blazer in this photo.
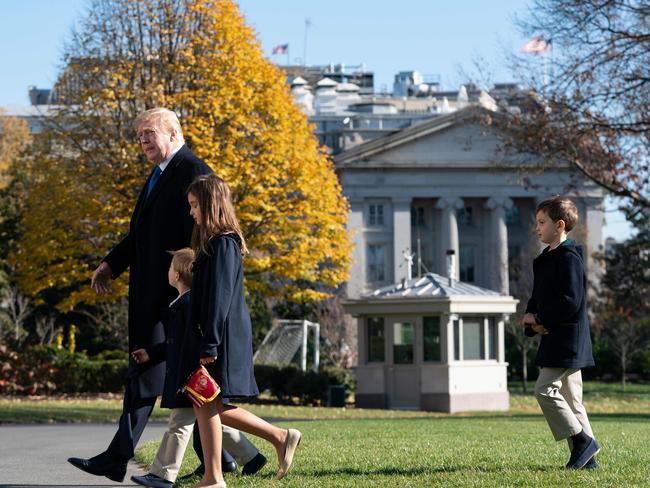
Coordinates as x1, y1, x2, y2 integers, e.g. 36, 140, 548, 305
525, 239, 595, 369
178, 234, 259, 399
103, 145, 212, 397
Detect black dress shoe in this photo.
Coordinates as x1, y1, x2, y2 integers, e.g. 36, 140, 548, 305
67, 451, 127, 482
223, 459, 238, 473
131, 473, 174, 488
242, 453, 267, 476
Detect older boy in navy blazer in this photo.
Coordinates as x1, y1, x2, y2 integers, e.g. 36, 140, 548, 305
522, 197, 600, 470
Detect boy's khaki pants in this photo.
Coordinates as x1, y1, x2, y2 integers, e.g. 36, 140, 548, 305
150, 407, 259, 482
534, 368, 594, 442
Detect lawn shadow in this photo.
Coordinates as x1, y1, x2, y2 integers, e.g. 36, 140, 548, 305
285, 411, 650, 424
310, 465, 462, 477
309, 463, 560, 477
440, 412, 650, 422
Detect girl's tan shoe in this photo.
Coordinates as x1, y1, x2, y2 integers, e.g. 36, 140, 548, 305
276, 428, 302, 480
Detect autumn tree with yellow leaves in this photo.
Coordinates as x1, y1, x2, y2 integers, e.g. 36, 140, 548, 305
0, 110, 31, 278
0, 111, 33, 344
13, 0, 351, 314
0, 110, 31, 190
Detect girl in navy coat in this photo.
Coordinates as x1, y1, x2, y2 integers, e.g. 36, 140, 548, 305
522, 197, 600, 470
182, 174, 301, 488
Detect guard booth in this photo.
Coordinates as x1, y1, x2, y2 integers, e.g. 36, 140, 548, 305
344, 273, 518, 413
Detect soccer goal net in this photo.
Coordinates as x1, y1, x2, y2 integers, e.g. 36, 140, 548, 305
253, 319, 320, 372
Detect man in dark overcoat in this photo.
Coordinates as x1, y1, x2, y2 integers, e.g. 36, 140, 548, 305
68, 108, 212, 482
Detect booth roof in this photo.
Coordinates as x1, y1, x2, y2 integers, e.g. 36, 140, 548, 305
367, 273, 502, 299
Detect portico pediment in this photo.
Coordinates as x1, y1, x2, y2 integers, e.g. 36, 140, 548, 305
334, 107, 528, 169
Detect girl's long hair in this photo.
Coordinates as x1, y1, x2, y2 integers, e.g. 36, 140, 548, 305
187, 174, 248, 256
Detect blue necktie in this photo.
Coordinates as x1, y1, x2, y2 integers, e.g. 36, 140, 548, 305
146, 166, 162, 200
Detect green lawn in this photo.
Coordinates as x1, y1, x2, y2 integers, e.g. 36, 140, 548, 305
2, 383, 650, 487
135, 411, 650, 487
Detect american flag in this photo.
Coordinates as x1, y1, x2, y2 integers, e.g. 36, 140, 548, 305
272, 44, 289, 55
520, 36, 552, 54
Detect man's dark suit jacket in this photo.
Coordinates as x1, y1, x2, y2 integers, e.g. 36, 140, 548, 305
104, 145, 212, 397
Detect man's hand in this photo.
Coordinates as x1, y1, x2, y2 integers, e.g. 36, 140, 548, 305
91, 262, 112, 294
531, 324, 550, 335
131, 349, 150, 364
200, 356, 217, 365
521, 312, 537, 327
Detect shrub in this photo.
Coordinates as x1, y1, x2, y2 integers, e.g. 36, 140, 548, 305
0, 345, 127, 395
253, 364, 355, 405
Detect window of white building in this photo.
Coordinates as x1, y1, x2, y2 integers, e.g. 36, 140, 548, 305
368, 204, 385, 226
367, 244, 386, 282
506, 205, 521, 226
458, 206, 473, 226
459, 245, 475, 283
411, 206, 425, 227
508, 244, 522, 283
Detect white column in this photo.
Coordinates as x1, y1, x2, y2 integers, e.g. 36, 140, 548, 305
393, 198, 412, 283
435, 197, 464, 279
583, 197, 605, 278
498, 317, 506, 363
443, 314, 457, 364
347, 198, 365, 298
484, 196, 513, 294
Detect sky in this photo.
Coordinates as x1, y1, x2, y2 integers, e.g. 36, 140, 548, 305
0, 0, 635, 241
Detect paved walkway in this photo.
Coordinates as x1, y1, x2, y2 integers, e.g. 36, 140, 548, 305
0, 423, 168, 487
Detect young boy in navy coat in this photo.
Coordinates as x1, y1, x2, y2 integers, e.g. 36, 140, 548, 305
522, 197, 600, 470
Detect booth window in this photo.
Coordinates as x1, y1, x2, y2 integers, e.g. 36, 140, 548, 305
463, 318, 484, 360
453, 319, 460, 361
423, 316, 441, 362
488, 317, 498, 360
393, 322, 414, 364
452, 316, 499, 361
367, 317, 385, 362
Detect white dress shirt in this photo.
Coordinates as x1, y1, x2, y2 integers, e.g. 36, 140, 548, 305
158, 144, 183, 173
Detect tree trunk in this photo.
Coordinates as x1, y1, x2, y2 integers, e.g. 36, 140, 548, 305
621, 351, 627, 392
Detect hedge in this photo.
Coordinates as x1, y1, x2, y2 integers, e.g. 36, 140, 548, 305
0, 345, 355, 405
